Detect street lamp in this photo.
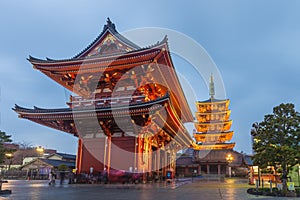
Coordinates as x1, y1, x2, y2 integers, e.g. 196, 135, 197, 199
5, 153, 13, 170
226, 153, 234, 178
36, 146, 44, 157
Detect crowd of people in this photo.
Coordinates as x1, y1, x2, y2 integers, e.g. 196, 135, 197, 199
48, 171, 76, 185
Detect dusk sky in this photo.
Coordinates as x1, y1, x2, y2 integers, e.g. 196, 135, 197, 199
0, 1, 300, 154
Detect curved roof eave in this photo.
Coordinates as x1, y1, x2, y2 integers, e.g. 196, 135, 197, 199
73, 18, 141, 58
27, 40, 169, 67
13, 93, 170, 115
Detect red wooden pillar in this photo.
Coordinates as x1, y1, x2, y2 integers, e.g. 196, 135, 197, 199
76, 138, 83, 174
107, 136, 112, 175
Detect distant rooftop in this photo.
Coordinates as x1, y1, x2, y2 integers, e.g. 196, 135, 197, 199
40, 158, 75, 168
51, 152, 76, 160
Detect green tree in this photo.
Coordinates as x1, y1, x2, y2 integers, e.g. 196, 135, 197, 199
58, 164, 68, 172
0, 130, 13, 163
251, 103, 300, 194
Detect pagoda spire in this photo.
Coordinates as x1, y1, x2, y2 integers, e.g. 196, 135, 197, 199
209, 73, 215, 99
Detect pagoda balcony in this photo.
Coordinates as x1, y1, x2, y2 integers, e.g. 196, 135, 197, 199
193, 131, 234, 143
195, 110, 231, 123
196, 99, 229, 113
194, 121, 232, 133
192, 142, 236, 150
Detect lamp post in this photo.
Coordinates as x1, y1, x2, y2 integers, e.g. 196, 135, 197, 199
35, 146, 45, 179
36, 146, 44, 157
5, 153, 13, 170
226, 153, 234, 178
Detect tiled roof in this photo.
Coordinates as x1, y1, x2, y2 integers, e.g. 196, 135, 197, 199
21, 158, 75, 169
197, 98, 229, 103
27, 18, 169, 64
55, 153, 76, 160
40, 158, 75, 168
195, 149, 243, 166
176, 157, 195, 166
73, 17, 140, 58
27, 37, 167, 64
13, 93, 170, 114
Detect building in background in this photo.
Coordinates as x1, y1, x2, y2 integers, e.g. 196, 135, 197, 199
176, 75, 247, 178
2, 143, 56, 170
20, 152, 76, 180
1, 143, 75, 180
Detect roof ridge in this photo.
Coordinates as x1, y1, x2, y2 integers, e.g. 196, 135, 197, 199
73, 18, 140, 59
28, 35, 169, 63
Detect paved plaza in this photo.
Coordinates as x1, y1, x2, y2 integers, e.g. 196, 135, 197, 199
0, 178, 298, 200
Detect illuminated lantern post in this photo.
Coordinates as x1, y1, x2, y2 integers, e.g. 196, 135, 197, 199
36, 146, 44, 157
5, 153, 13, 170
226, 153, 234, 178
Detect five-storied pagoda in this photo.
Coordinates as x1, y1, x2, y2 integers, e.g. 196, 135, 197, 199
13, 18, 194, 179
193, 74, 235, 150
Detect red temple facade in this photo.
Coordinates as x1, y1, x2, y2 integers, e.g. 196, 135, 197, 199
14, 18, 194, 181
